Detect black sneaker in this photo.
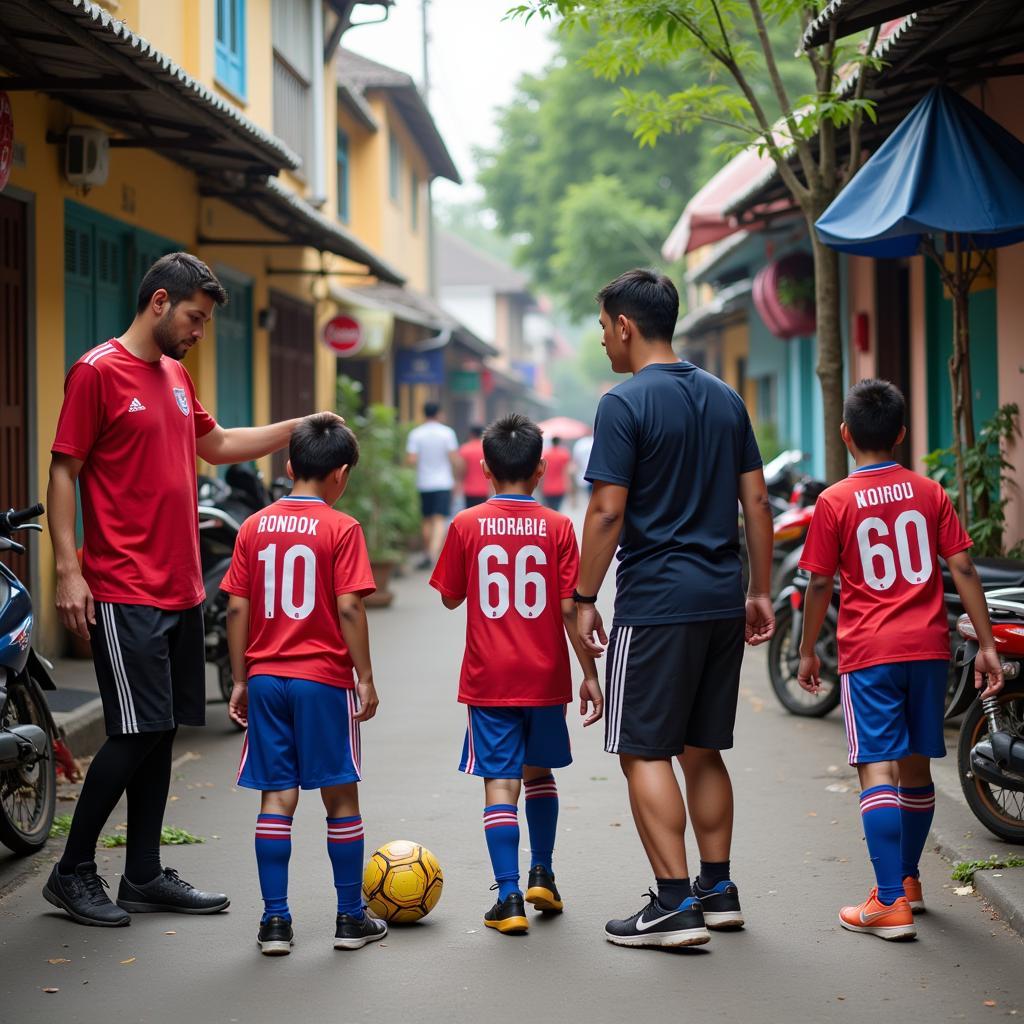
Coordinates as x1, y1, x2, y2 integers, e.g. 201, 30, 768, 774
258, 915, 294, 956
116, 868, 230, 914
43, 862, 130, 927
693, 878, 745, 930
525, 865, 564, 913
334, 910, 387, 950
483, 890, 529, 934
605, 890, 711, 949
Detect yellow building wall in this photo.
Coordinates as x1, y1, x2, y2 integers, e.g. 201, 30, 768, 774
721, 321, 751, 405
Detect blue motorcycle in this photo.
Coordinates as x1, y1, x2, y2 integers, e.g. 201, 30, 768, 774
0, 503, 58, 854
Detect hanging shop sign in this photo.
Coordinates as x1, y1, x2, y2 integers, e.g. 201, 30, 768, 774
0, 93, 14, 193
322, 314, 363, 357
396, 348, 445, 386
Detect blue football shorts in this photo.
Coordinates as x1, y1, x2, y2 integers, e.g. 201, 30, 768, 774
459, 705, 571, 779
236, 675, 362, 791
840, 659, 948, 765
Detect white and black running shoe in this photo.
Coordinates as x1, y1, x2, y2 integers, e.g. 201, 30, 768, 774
258, 915, 294, 956
605, 890, 711, 949
334, 910, 387, 950
693, 879, 745, 930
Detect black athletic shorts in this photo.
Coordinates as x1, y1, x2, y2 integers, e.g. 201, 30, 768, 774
463, 494, 487, 509
89, 602, 206, 736
603, 618, 745, 758
420, 490, 452, 517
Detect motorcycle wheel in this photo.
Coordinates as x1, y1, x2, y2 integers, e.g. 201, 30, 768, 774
767, 605, 842, 718
0, 674, 57, 855
957, 693, 1024, 844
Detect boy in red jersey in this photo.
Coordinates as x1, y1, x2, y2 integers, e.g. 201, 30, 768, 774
798, 380, 1003, 941
221, 414, 384, 957
431, 414, 603, 934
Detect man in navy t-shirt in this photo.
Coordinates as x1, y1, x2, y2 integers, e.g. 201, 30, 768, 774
575, 268, 775, 949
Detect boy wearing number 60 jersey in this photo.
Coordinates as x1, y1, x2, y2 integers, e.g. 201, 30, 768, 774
220, 414, 385, 957
431, 414, 603, 935
798, 380, 1002, 941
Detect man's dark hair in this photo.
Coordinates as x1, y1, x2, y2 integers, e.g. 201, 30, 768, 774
844, 379, 906, 452
136, 252, 228, 313
424, 401, 441, 419
596, 268, 679, 342
470, 424, 484, 438
483, 413, 543, 483
289, 413, 359, 481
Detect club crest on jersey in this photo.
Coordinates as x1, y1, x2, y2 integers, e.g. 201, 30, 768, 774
173, 386, 190, 416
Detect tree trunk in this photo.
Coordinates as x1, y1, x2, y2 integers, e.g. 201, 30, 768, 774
948, 292, 969, 525
808, 230, 847, 483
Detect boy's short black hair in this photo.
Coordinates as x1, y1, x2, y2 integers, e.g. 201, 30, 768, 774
844, 379, 906, 452
424, 401, 440, 419
136, 252, 227, 313
596, 268, 679, 342
483, 414, 543, 483
289, 413, 359, 481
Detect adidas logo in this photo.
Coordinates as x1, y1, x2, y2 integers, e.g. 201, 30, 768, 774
128, 398, 146, 413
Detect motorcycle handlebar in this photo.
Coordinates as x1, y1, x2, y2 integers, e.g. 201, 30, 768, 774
2, 503, 45, 532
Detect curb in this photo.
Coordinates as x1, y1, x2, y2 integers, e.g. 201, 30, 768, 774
53, 697, 106, 760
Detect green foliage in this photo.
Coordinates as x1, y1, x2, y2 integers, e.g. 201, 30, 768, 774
951, 854, 1024, 884
336, 377, 420, 563
50, 814, 203, 847
754, 420, 787, 463
924, 404, 1021, 557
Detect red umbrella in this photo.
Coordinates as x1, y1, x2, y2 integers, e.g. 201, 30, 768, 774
538, 416, 590, 441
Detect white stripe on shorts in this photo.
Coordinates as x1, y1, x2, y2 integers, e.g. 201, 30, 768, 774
100, 602, 139, 734
347, 689, 362, 780
604, 626, 633, 754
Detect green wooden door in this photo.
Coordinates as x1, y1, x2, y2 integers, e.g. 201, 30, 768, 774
214, 269, 253, 428
925, 260, 998, 452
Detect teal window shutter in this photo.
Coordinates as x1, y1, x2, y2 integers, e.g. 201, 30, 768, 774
215, 0, 246, 99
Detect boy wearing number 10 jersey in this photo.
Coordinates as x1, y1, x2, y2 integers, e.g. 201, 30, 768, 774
798, 380, 1002, 941
220, 414, 385, 957
431, 414, 603, 935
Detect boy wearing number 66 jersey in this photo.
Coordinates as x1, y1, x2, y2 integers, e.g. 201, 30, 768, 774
431, 414, 603, 935
798, 380, 1002, 941
221, 414, 385, 957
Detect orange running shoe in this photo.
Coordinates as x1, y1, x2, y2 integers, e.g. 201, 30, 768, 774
902, 876, 924, 912
839, 888, 916, 941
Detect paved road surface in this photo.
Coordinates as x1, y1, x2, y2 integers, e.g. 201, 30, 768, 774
1, 564, 1022, 1024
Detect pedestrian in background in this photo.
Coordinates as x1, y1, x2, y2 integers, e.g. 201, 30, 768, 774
575, 268, 775, 949
541, 436, 570, 511
457, 424, 490, 508
43, 253, 321, 928
406, 402, 459, 570
572, 433, 594, 502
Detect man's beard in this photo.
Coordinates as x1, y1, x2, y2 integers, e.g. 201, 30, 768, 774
153, 309, 190, 360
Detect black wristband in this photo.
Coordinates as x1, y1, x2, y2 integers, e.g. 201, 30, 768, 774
573, 589, 598, 604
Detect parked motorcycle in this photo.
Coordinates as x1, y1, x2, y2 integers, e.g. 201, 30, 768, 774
947, 588, 1024, 843
763, 449, 805, 516
0, 504, 60, 854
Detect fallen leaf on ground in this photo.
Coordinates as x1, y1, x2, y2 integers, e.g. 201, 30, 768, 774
43, 988, 59, 993
163, 931, 176, 936
47, 958, 71, 965
119, 958, 136, 965
954, 885, 974, 896
807, 812, 818, 817
984, 1000, 996, 1007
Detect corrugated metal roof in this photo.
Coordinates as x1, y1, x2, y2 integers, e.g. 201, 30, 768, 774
802, 0, 947, 49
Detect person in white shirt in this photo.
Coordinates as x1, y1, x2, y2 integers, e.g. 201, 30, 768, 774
406, 402, 459, 569
572, 433, 594, 499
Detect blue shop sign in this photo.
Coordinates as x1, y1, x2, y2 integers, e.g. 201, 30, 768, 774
396, 348, 445, 386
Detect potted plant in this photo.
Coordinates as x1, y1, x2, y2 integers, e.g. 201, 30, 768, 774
336, 378, 420, 607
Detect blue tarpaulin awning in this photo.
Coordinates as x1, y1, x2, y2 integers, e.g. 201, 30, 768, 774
815, 86, 1024, 258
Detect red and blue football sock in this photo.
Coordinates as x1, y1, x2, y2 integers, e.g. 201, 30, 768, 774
524, 774, 558, 873
255, 813, 292, 922
483, 804, 521, 899
860, 785, 904, 905
327, 815, 365, 918
898, 783, 935, 879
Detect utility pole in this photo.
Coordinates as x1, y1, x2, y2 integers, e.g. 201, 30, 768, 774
421, 0, 436, 298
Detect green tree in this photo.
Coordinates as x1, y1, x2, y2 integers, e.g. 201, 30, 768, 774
509, 1, 882, 483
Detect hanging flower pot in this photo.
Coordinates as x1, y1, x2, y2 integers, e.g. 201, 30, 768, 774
753, 252, 816, 339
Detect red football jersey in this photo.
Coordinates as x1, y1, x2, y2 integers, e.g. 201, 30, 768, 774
220, 495, 376, 687
542, 446, 571, 497
430, 496, 579, 705
799, 462, 972, 673
51, 339, 216, 609
458, 439, 489, 498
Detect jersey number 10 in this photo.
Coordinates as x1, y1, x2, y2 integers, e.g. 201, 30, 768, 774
478, 544, 547, 619
257, 543, 316, 619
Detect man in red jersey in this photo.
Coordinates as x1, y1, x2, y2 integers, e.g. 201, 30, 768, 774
456, 424, 489, 508
431, 414, 602, 935
798, 379, 1002, 941
222, 414, 383, 956
540, 436, 571, 511
43, 253, 331, 928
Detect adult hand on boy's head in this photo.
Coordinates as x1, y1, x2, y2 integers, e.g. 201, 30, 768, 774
796, 653, 821, 694
975, 646, 1004, 698
353, 679, 378, 722
228, 680, 249, 728
579, 677, 604, 727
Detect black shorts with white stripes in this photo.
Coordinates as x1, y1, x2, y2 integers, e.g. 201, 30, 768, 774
604, 618, 745, 758
89, 602, 206, 736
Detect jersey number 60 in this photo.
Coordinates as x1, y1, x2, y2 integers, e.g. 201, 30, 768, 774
478, 544, 547, 619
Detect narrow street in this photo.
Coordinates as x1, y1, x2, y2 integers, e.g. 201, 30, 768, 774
1, 545, 1021, 1024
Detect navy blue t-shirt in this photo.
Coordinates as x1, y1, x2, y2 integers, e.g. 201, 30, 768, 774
586, 362, 762, 626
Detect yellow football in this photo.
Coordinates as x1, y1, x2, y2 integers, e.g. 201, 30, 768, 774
363, 840, 443, 923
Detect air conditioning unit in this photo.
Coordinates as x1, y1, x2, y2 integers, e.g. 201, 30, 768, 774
65, 127, 109, 187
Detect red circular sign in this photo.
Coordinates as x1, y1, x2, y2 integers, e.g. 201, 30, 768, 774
0, 93, 14, 193
322, 314, 362, 356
